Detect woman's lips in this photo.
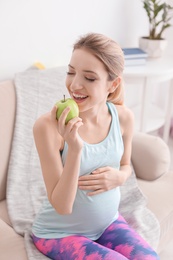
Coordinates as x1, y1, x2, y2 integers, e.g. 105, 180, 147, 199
72, 93, 88, 103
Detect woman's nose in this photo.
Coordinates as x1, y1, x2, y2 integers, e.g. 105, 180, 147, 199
69, 75, 83, 91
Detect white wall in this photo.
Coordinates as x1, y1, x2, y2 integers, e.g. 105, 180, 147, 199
2, 0, 172, 81
1, 0, 173, 117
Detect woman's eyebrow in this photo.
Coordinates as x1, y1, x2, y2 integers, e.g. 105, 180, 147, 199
68, 64, 74, 69
68, 64, 98, 76
83, 70, 98, 75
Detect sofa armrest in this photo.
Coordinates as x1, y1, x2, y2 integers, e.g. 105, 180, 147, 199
131, 132, 170, 181
0, 80, 16, 201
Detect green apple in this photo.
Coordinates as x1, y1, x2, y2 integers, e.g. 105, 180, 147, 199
55, 95, 79, 124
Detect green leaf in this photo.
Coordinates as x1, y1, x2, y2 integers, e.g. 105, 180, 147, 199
142, 0, 173, 39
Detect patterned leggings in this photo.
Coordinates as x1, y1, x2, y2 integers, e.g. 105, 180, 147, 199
32, 214, 159, 260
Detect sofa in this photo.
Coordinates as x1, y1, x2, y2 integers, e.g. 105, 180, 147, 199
0, 77, 173, 260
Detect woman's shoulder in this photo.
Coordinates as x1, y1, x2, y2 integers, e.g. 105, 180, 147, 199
114, 104, 134, 135
33, 112, 64, 151
108, 102, 133, 119
33, 112, 51, 134
115, 104, 134, 120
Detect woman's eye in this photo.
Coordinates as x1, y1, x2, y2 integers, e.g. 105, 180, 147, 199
85, 77, 96, 82
67, 72, 75, 75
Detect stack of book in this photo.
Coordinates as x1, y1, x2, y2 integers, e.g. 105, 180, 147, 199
122, 47, 148, 66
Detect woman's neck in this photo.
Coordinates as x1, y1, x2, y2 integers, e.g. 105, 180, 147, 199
79, 102, 109, 125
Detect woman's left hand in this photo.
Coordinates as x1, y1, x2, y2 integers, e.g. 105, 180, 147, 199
78, 166, 125, 196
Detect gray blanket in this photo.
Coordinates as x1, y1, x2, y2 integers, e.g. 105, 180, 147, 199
6, 67, 160, 259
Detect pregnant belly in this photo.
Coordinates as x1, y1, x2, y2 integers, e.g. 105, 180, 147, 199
69, 187, 121, 237
33, 187, 121, 240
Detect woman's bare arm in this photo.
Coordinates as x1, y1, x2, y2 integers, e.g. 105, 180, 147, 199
33, 106, 83, 214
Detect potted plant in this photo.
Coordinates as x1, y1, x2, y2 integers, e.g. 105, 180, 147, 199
139, 0, 173, 58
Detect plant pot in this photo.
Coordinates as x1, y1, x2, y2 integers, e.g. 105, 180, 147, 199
139, 37, 167, 58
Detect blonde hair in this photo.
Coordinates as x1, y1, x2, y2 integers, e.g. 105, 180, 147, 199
73, 33, 125, 105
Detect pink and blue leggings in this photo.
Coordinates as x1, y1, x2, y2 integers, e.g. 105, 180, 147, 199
32, 214, 159, 260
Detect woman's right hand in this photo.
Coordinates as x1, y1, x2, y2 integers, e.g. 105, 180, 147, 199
51, 105, 83, 151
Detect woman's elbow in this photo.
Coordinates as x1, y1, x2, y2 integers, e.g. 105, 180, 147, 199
56, 207, 72, 215
49, 197, 73, 215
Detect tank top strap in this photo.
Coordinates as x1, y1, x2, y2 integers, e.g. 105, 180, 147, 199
106, 102, 123, 148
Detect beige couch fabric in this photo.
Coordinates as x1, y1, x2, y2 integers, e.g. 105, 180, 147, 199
132, 132, 170, 181
0, 81, 16, 201
5, 67, 161, 259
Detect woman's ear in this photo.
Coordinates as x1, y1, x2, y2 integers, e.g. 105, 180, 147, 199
109, 77, 121, 93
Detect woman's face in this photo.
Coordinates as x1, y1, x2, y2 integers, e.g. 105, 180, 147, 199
66, 48, 114, 113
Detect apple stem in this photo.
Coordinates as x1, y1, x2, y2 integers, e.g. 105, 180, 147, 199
63, 94, 65, 102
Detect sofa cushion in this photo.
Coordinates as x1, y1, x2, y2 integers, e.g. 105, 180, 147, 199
137, 171, 173, 253
0, 200, 12, 226
132, 132, 170, 181
0, 219, 27, 260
